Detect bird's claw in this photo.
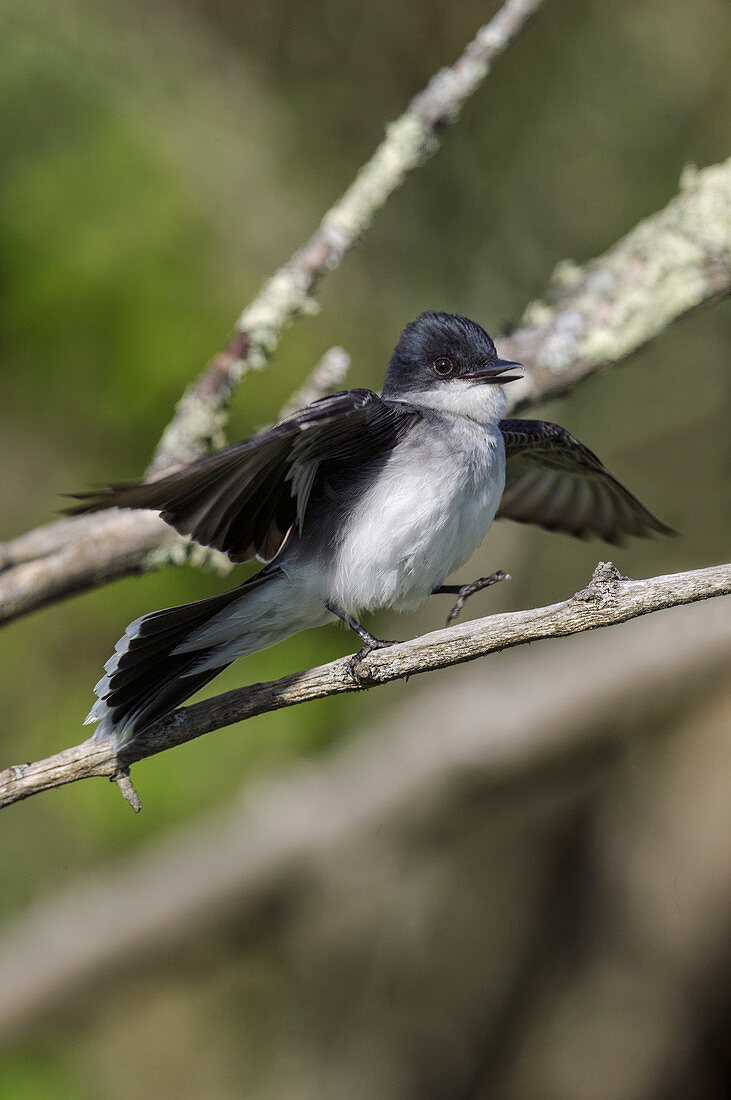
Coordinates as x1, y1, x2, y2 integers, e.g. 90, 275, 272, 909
446, 570, 510, 626
347, 638, 399, 683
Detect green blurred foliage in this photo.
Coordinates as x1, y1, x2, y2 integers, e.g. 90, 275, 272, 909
0, 0, 730, 1089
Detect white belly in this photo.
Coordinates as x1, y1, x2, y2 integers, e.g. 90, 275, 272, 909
327, 418, 505, 614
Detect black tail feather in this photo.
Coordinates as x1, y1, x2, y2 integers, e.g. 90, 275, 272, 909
90, 570, 280, 743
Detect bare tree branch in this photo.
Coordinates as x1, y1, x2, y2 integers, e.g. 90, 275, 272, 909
1, 561, 728, 810
150, 0, 548, 474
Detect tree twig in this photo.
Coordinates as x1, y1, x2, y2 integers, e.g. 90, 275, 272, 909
1, 561, 728, 810
110, 768, 142, 813
277, 346, 352, 420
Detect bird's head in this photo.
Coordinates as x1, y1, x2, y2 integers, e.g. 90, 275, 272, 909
382, 311, 522, 422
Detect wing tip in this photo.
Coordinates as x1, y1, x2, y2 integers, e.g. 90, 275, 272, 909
650, 516, 677, 539
60, 490, 107, 517
61, 484, 139, 517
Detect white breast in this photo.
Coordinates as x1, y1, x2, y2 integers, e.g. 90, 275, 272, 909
328, 415, 506, 615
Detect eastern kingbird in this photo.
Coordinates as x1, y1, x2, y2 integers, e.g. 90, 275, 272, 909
72, 312, 671, 747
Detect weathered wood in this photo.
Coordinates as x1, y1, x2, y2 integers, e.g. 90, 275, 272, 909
1, 561, 728, 810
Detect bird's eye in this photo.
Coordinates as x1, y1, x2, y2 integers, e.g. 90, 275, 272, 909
433, 357, 453, 377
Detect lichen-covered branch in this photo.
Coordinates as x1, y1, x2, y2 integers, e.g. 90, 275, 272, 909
1, 561, 728, 810
149, 0, 546, 474
278, 346, 351, 419
502, 157, 731, 411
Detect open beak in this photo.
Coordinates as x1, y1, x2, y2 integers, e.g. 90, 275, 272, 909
461, 359, 524, 384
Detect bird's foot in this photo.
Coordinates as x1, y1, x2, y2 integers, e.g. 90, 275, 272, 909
347, 637, 399, 683
323, 600, 401, 683
445, 570, 510, 627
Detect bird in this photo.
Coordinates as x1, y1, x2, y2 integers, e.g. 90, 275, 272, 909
70, 311, 672, 748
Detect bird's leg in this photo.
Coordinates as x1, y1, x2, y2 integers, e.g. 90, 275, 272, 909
324, 601, 400, 681
432, 570, 510, 627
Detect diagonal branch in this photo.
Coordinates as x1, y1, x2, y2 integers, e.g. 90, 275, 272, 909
148, 0, 546, 474
1, 561, 728, 810
501, 157, 731, 411
129, 0, 539, 476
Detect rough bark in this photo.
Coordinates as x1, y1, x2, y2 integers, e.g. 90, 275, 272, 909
1, 561, 728, 810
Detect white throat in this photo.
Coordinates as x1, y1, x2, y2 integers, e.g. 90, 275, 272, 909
395, 380, 507, 425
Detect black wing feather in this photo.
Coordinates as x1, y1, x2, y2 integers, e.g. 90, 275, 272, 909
68, 390, 416, 562
498, 419, 673, 544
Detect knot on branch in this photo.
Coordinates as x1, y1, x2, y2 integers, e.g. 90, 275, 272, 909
573, 561, 628, 610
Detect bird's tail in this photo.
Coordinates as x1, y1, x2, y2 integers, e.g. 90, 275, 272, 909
86, 569, 284, 748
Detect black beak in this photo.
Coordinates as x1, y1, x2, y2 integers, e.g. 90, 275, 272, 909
461, 359, 524, 384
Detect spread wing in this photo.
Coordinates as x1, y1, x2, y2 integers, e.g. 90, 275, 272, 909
68, 390, 416, 562
497, 419, 674, 543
